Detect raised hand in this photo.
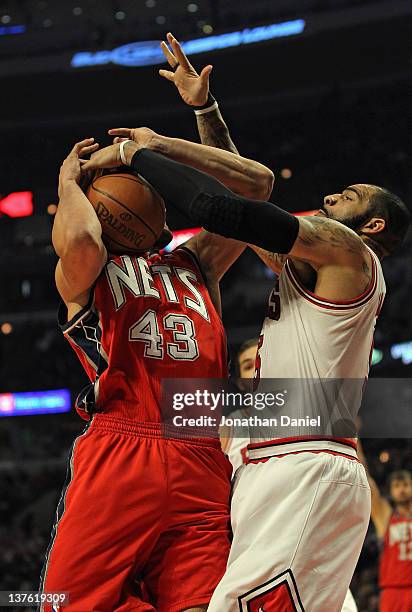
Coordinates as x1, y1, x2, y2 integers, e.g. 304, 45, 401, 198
80, 142, 124, 173
159, 32, 212, 107
59, 138, 99, 196
108, 126, 157, 149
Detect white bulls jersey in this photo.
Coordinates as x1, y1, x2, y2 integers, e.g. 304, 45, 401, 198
222, 408, 250, 473
253, 245, 386, 443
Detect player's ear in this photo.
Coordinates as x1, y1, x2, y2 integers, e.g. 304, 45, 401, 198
361, 217, 386, 235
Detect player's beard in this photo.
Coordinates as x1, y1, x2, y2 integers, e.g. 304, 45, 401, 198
325, 208, 373, 235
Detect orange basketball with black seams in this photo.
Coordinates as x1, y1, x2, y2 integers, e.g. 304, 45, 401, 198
87, 172, 166, 253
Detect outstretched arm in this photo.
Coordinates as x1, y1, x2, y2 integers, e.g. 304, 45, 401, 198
196, 107, 239, 154
357, 439, 392, 538
114, 33, 272, 283
157, 33, 245, 282
112, 36, 264, 197
159, 32, 239, 154
83, 136, 371, 301
109, 128, 272, 201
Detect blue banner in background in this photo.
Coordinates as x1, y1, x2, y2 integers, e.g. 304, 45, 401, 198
0, 389, 71, 417
0, 24, 26, 36
71, 19, 306, 68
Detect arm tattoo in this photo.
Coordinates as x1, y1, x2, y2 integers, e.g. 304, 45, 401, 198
196, 108, 239, 155
296, 217, 372, 284
251, 245, 287, 274
297, 217, 362, 254
362, 260, 372, 282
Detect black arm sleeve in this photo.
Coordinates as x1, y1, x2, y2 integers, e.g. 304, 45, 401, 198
131, 148, 299, 254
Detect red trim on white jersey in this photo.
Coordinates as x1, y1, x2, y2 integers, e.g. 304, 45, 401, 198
247, 437, 358, 463
249, 436, 357, 451
248, 449, 360, 463
285, 251, 377, 310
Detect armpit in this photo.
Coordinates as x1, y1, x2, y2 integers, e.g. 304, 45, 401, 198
250, 245, 287, 274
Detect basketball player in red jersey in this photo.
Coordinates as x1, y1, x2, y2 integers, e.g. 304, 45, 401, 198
358, 442, 412, 611
39, 62, 273, 612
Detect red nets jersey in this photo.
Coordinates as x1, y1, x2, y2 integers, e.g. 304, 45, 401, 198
380, 512, 412, 588
58, 247, 227, 422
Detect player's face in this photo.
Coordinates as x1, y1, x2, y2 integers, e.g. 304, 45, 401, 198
238, 345, 259, 379
390, 478, 412, 504
315, 184, 376, 231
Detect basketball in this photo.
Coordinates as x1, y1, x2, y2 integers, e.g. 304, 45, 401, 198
87, 171, 166, 253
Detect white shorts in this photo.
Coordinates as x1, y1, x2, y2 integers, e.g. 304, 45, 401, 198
342, 589, 358, 612
208, 439, 370, 612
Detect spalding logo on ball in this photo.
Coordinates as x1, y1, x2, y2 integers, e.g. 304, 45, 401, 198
87, 170, 166, 253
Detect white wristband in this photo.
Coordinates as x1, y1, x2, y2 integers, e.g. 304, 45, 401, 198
194, 101, 219, 116
120, 139, 133, 165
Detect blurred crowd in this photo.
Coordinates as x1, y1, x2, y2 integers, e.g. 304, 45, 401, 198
351, 439, 412, 611
0, 467, 63, 599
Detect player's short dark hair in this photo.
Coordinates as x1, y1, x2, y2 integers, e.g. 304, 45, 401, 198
368, 187, 411, 254
388, 470, 412, 488
235, 338, 259, 377
237, 338, 259, 360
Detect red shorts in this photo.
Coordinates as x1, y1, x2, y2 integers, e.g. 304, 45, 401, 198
380, 587, 412, 612
40, 414, 232, 612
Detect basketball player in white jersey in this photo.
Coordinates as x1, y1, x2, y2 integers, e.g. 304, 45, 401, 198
222, 338, 359, 612
83, 41, 410, 612
154, 38, 362, 611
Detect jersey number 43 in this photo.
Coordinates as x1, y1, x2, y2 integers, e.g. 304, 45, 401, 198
129, 309, 199, 361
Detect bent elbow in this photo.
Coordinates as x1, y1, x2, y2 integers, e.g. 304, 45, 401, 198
252, 168, 275, 201
263, 168, 275, 199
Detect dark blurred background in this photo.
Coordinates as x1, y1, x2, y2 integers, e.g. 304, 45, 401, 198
0, 0, 411, 609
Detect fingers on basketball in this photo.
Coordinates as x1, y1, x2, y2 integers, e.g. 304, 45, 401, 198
86, 172, 166, 253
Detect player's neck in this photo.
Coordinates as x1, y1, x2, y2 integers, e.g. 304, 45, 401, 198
395, 502, 412, 517
361, 236, 386, 260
